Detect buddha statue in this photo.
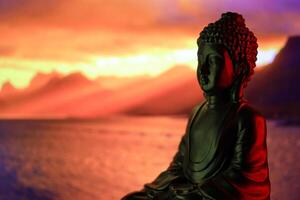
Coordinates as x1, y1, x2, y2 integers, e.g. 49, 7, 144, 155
122, 12, 270, 200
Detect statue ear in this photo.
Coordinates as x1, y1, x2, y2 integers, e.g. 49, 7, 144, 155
238, 62, 251, 89
234, 62, 249, 81
231, 62, 249, 101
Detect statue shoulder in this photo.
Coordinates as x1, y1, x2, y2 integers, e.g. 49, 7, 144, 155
236, 102, 267, 140
191, 102, 204, 115
188, 101, 206, 121
237, 103, 266, 124
184, 102, 206, 133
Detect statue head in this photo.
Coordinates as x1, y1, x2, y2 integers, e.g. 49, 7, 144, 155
197, 12, 258, 102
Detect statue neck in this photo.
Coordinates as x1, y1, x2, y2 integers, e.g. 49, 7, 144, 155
204, 88, 243, 109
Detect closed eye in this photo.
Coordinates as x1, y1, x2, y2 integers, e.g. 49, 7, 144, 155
208, 54, 224, 66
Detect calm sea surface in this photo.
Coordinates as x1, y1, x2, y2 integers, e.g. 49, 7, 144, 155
0, 116, 299, 200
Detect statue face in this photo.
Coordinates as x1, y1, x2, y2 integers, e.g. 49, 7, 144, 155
197, 42, 235, 94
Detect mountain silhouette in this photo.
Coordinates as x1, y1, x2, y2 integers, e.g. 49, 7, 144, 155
0, 72, 102, 118
60, 66, 202, 117
245, 36, 300, 118
0, 81, 18, 96
125, 66, 203, 115
3, 35, 300, 119
0, 66, 202, 118
28, 71, 62, 91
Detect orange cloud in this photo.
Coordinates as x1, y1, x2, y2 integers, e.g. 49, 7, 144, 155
0, 0, 298, 88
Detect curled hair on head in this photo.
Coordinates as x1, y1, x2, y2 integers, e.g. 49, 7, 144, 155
198, 12, 258, 88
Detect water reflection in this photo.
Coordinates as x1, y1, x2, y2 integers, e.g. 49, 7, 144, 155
0, 159, 57, 200
0, 117, 299, 200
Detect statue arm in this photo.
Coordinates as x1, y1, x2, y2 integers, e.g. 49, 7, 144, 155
143, 135, 186, 197
198, 106, 270, 200
144, 105, 200, 194
224, 107, 270, 198
166, 133, 186, 172
229, 107, 270, 181
160, 104, 201, 172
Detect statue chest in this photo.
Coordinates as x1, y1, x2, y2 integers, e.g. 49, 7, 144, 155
182, 102, 242, 183
188, 105, 230, 163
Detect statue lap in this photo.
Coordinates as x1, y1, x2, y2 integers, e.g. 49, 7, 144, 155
122, 190, 203, 200
122, 178, 204, 200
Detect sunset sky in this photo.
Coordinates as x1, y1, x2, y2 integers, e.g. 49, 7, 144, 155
0, 0, 299, 88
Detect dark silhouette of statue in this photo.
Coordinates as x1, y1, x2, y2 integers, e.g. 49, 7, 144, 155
122, 12, 270, 200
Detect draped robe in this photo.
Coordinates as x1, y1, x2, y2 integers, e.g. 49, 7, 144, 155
123, 100, 270, 200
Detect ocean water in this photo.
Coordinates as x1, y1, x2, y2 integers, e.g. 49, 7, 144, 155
0, 116, 299, 200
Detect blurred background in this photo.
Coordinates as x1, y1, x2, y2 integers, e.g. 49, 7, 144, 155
0, 0, 299, 199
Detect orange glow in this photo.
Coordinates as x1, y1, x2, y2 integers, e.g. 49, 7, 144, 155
0, 0, 293, 90
256, 48, 279, 67
256, 36, 287, 68
92, 48, 196, 76
0, 44, 283, 89
0, 45, 283, 89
